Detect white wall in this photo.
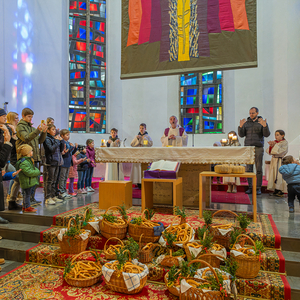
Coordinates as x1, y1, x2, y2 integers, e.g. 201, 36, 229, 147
0, 0, 69, 128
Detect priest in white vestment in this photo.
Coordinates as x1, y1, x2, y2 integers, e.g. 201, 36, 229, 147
161, 116, 188, 147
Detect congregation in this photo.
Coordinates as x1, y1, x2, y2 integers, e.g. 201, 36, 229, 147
0, 105, 300, 226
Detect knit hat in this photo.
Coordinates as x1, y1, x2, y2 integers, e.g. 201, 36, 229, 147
17, 145, 33, 157
0, 109, 6, 116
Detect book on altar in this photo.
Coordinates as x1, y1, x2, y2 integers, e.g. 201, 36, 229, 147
149, 160, 179, 172
144, 160, 180, 179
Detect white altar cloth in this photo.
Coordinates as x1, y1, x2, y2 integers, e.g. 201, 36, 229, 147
95, 146, 255, 165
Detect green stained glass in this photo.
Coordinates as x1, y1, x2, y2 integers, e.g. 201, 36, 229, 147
217, 123, 222, 129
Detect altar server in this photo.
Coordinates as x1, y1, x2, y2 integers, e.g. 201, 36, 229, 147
266, 130, 288, 196
130, 123, 153, 185
161, 116, 188, 147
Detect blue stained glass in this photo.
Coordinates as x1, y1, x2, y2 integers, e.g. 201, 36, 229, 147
94, 59, 100, 65
80, 2, 87, 9
90, 71, 99, 78
81, 71, 86, 77
69, 109, 74, 113
208, 87, 214, 94
203, 116, 217, 120
181, 98, 183, 105
187, 88, 197, 95
186, 97, 194, 105
70, 73, 75, 79
203, 87, 208, 95
202, 95, 208, 104
95, 22, 100, 30
204, 121, 209, 129
181, 91, 184, 96
103, 120, 106, 125
186, 79, 192, 85
192, 77, 197, 85
207, 72, 213, 82
217, 71, 222, 79
78, 101, 84, 105
70, 101, 75, 104
209, 122, 214, 129
219, 84, 222, 94
97, 80, 104, 87
181, 76, 184, 82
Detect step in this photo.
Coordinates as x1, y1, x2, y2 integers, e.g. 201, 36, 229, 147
0, 239, 37, 263
282, 251, 300, 277
281, 236, 300, 252
287, 276, 300, 299
0, 260, 24, 277
0, 211, 53, 226
0, 223, 49, 243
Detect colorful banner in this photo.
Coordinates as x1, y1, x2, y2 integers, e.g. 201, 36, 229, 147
121, 0, 257, 79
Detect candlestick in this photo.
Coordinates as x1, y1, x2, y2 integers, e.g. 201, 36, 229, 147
228, 134, 233, 139
232, 136, 237, 141
221, 139, 227, 146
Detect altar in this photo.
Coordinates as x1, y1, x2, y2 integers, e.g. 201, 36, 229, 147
95, 147, 255, 208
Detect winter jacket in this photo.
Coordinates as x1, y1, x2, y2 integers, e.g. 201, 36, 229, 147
16, 156, 41, 189
0, 125, 15, 163
86, 146, 96, 168
106, 136, 121, 147
2, 172, 16, 181
68, 154, 84, 178
43, 134, 64, 166
61, 140, 75, 168
16, 119, 47, 161
131, 132, 153, 147
238, 116, 270, 147
77, 152, 89, 171
279, 164, 300, 185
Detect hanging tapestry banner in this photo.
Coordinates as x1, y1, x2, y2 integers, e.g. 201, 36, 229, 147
121, 0, 257, 79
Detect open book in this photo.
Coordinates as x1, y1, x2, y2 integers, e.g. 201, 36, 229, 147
149, 160, 179, 172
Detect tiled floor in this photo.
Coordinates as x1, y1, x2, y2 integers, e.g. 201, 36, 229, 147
4, 188, 300, 239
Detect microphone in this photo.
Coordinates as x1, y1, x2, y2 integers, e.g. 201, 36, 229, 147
123, 138, 127, 147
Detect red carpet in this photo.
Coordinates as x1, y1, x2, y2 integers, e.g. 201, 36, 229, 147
211, 190, 251, 205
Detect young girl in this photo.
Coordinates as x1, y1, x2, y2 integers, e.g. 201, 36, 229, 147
266, 130, 288, 196
223, 131, 241, 193
77, 146, 90, 194
85, 139, 96, 192
68, 150, 84, 196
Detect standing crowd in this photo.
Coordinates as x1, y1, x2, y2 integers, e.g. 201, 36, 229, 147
0, 107, 96, 223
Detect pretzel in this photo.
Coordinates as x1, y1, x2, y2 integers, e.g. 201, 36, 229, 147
67, 261, 101, 279
105, 261, 145, 274
212, 223, 233, 230
106, 244, 122, 255
186, 279, 200, 288
164, 223, 193, 244
201, 268, 210, 279
211, 244, 223, 251
187, 242, 201, 248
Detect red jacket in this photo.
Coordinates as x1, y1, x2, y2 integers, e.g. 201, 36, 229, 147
86, 146, 96, 168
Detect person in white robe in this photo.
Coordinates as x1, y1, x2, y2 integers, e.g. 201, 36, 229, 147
266, 130, 288, 196
130, 123, 153, 185
104, 128, 124, 181
161, 116, 188, 147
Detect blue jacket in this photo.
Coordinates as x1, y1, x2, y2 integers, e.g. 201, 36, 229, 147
61, 140, 76, 168
279, 164, 300, 184
77, 152, 89, 171
2, 172, 16, 181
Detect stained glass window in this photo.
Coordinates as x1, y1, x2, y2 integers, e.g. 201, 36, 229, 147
180, 71, 223, 134
69, 0, 106, 133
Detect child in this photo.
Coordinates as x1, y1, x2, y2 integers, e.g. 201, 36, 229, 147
223, 131, 241, 193
43, 124, 64, 205
130, 123, 153, 147
105, 128, 124, 180
77, 146, 90, 194
68, 150, 84, 196
279, 156, 300, 213
85, 139, 96, 192
16, 145, 41, 213
59, 129, 77, 199
266, 130, 288, 197
130, 123, 153, 185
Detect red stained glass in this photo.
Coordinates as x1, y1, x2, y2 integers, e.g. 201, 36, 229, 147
202, 108, 209, 114
70, 1, 77, 9
96, 51, 103, 57
100, 23, 105, 32
94, 118, 101, 124
209, 107, 214, 114
90, 3, 97, 11
90, 94, 95, 98
76, 42, 86, 51
95, 113, 100, 118
79, 20, 93, 27
90, 123, 95, 128
187, 108, 199, 113
74, 122, 81, 128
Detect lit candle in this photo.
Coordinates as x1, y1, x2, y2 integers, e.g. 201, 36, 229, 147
232, 136, 237, 141
221, 139, 227, 144
101, 139, 105, 146
228, 134, 233, 139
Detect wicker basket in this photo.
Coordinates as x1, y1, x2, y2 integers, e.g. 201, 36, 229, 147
231, 234, 260, 279
180, 259, 225, 300
65, 250, 102, 287
104, 237, 124, 260
58, 218, 91, 254
100, 206, 128, 240
160, 249, 185, 268
103, 261, 148, 294
128, 209, 164, 243
138, 234, 161, 263
82, 209, 97, 236
210, 210, 238, 250
197, 254, 223, 269
183, 241, 202, 261
164, 270, 181, 297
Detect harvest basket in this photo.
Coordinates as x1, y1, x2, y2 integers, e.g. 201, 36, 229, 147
180, 259, 225, 300
197, 253, 223, 269
64, 250, 102, 287
128, 209, 164, 243
160, 248, 185, 268
210, 210, 238, 249
82, 209, 98, 236
100, 206, 128, 240
138, 233, 161, 263
103, 256, 148, 294
58, 218, 91, 254
104, 237, 124, 260
231, 234, 260, 279
164, 270, 181, 297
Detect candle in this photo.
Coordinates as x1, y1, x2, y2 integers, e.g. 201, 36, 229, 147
143, 139, 148, 146
101, 139, 105, 146
221, 139, 227, 143
228, 134, 233, 139
232, 136, 237, 141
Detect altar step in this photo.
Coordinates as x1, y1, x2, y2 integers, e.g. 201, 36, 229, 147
0, 239, 36, 262
287, 276, 300, 299
0, 211, 53, 226
0, 260, 23, 277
